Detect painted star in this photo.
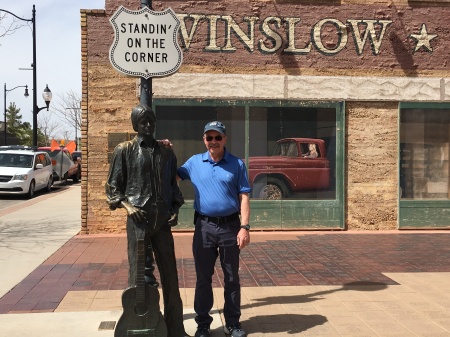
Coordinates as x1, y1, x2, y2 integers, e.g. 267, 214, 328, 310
410, 24, 437, 52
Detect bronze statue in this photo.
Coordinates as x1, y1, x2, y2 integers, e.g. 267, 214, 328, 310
106, 104, 188, 337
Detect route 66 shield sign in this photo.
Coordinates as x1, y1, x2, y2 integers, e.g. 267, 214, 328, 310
109, 6, 183, 79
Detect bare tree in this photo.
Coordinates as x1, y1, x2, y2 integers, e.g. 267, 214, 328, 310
38, 110, 62, 146
61, 130, 71, 145
0, 12, 28, 39
50, 90, 81, 140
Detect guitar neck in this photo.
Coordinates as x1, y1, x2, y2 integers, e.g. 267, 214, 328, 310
136, 238, 146, 305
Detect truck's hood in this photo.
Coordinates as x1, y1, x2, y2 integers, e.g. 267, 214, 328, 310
248, 156, 330, 168
248, 156, 291, 168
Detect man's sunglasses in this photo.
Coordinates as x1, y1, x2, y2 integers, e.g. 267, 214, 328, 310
205, 135, 223, 141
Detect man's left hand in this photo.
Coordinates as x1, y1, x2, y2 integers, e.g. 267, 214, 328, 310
237, 228, 250, 249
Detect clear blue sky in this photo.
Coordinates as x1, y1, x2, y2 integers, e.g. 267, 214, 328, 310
0, 0, 105, 138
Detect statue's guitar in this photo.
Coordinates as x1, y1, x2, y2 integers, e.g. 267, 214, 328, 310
115, 235, 167, 337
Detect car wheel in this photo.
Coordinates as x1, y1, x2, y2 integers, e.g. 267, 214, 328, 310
254, 177, 289, 200
45, 175, 53, 192
27, 180, 36, 199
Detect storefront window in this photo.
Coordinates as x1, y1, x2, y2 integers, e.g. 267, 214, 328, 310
248, 106, 336, 200
155, 104, 245, 200
155, 101, 337, 201
400, 108, 450, 199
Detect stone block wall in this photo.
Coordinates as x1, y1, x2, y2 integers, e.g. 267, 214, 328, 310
346, 102, 399, 230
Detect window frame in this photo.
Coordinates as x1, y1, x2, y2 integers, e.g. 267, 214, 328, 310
153, 98, 346, 230
399, 102, 450, 229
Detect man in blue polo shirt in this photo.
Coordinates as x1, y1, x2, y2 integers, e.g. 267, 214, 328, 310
177, 121, 251, 337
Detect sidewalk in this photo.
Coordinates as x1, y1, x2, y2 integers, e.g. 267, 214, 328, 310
1, 186, 450, 336
0, 185, 81, 298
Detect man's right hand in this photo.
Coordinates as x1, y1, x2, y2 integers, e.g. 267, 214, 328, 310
121, 200, 146, 223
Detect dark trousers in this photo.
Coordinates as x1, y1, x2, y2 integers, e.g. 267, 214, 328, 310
127, 218, 185, 337
193, 215, 241, 327
145, 243, 158, 286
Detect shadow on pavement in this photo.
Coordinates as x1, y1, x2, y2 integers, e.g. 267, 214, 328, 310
245, 314, 327, 334
244, 281, 388, 309
240, 281, 387, 334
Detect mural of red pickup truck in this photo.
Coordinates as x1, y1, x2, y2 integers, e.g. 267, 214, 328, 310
248, 138, 331, 199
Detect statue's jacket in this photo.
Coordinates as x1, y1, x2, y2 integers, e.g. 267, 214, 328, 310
105, 135, 184, 228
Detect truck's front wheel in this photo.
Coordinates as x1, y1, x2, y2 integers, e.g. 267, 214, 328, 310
253, 177, 289, 200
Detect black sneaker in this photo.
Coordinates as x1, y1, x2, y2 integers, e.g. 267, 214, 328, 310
194, 324, 210, 337
224, 323, 246, 337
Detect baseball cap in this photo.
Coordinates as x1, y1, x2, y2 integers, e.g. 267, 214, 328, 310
204, 121, 226, 135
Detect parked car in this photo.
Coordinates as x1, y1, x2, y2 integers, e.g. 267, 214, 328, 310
72, 151, 81, 163
248, 138, 331, 199
72, 151, 81, 180
72, 151, 82, 180
0, 146, 54, 198
72, 151, 81, 162
38, 147, 80, 184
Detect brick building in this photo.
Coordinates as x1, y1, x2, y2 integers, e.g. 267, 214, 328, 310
80, 0, 450, 234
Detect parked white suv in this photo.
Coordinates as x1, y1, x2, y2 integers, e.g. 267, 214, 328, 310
0, 146, 54, 198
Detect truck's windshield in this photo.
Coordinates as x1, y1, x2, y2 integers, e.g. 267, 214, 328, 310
272, 142, 298, 157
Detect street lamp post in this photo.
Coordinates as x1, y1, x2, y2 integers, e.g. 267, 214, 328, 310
3, 84, 29, 145
0, 5, 53, 146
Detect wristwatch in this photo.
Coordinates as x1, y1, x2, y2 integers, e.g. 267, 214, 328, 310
240, 224, 250, 230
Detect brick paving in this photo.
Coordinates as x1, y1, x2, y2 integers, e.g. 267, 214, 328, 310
1, 231, 450, 314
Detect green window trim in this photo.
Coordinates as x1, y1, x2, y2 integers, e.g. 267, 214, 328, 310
399, 102, 450, 229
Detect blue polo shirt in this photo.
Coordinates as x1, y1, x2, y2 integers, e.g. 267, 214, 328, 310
177, 148, 251, 217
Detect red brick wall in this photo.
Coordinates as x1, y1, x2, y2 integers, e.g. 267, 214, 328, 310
82, 1, 449, 233
96, 0, 450, 75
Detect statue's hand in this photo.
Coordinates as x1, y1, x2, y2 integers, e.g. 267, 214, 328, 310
121, 201, 146, 224
157, 139, 173, 148
168, 212, 178, 226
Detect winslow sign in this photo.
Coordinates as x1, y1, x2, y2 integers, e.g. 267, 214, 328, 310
175, 14, 437, 55
109, 6, 183, 78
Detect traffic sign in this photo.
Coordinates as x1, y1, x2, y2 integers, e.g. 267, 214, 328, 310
109, 6, 183, 78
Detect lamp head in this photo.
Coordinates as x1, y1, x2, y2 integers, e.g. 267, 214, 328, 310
42, 84, 52, 110
24, 85, 29, 98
